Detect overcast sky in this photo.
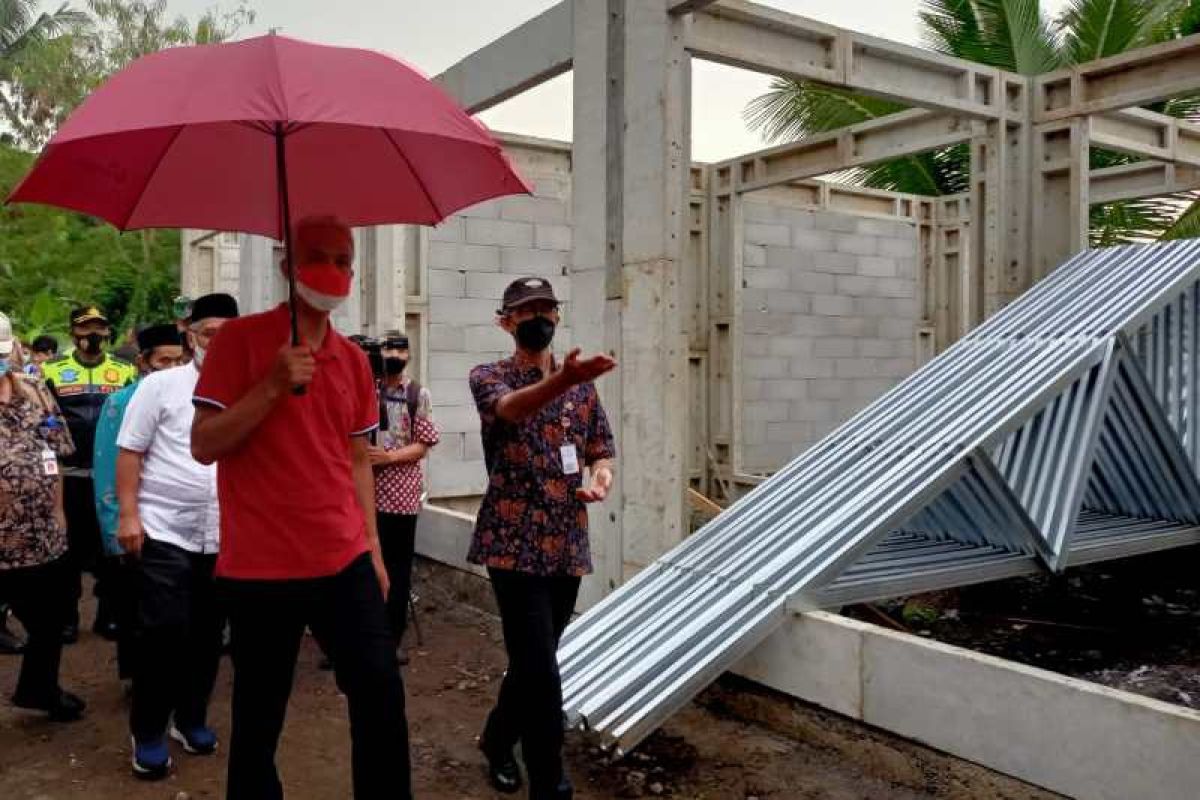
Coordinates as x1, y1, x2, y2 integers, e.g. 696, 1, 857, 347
162, 0, 1074, 161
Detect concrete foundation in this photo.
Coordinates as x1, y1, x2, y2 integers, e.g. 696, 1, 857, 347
418, 505, 1200, 800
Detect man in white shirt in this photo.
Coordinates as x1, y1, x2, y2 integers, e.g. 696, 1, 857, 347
116, 293, 238, 781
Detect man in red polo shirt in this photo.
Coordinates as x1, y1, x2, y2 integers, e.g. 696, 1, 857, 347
190, 216, 410, 800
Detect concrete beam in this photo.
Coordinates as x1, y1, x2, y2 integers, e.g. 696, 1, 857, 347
688, 0, 1018, 120
1089, 161, 1200, 204
1091, 109, 1200, 169
1037, 32, 1200, 122
433, 1, 573, 114
734, 610, 1200, 800
669, 0, 719, 13
711, 110, 974, 195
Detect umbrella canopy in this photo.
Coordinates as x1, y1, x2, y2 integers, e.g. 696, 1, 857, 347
8, 33, 531, 237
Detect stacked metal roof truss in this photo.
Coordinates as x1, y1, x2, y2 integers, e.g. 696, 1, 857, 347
559, 240, 1200, 754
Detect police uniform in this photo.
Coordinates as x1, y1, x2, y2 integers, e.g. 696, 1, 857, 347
42, 307, 136, 639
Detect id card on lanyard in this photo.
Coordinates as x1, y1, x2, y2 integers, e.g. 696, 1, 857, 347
41, 447, 59, 476
560, 444, 580, 475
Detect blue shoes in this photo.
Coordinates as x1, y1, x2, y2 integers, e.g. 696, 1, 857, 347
169, 724, 219, 755
131, 736, 172, 780
131, 725, 217, 780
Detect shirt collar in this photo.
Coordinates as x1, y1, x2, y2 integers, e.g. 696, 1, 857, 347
271, 303, 340, 360
507, 353, 558, 378
383, 376, 410, 398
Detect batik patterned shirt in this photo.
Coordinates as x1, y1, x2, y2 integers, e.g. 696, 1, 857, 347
374, 378, 439, 515
0, 375, 71, 570
467, 357, 615, 576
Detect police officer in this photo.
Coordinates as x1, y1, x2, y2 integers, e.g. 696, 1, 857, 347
43, 306, 137, 642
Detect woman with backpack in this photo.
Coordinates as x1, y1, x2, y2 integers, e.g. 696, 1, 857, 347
366, 332, 439, 656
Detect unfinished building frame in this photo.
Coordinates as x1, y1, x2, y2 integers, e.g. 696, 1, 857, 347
431, 0, 1200, 599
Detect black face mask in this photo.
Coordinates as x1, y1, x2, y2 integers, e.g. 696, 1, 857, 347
384, 357, 407, 376
76, 332, 107, 355
515, 316, 556, 353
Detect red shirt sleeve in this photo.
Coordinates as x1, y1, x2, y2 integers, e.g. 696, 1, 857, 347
193, 320, 251, 410
349, 347, 379, 437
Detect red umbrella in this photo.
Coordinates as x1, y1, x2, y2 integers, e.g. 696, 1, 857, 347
8, 33, 531, 341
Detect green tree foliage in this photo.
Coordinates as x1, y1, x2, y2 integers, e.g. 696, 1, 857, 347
0, 1, 254, 340
0, 141, 180, 340
3, 1, 253, 148
745, 0, 1200, 245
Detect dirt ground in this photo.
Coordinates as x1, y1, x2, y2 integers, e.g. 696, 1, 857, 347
845, 545, 1200, 710
1, 565, 1060, 800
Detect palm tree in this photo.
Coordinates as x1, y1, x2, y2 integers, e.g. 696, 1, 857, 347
744, 0, 1200, 243
0, 1, 90, 141
0, 1, 88, 63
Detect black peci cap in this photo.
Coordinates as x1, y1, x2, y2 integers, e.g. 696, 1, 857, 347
189, 293, 239, 323
136, 324, 183, 353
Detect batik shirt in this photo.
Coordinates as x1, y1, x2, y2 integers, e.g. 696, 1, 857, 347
374, 378, 440, 515
0, 375, 71, 570
468, 357, 615, 576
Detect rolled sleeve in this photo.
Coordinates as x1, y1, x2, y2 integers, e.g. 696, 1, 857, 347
469, 363, 513, 426
350, 348, 379, 437
584, 384, 615, 465
415, 388, 439, 447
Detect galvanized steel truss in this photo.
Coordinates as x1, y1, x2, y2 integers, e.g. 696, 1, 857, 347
559, 240, 1200, 753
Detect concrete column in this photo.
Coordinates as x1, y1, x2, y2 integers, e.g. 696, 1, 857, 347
238, 234, 285, 314
1033, 118, 1091, 281
362, 225, 409, 336
970, 82, 1035, 326
571, 0, 690, 607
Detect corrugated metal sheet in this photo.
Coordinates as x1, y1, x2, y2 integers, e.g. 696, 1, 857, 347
559, 240, 1200, 753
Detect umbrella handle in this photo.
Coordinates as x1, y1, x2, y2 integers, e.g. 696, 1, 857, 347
276, 122, 307, 397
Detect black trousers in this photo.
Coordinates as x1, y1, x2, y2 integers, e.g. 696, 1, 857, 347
0, 556, 72, 703
483, 568, 581, 796
130, 539, 223, 742
221, 552, 411, 800
111, 556, 140, 679
377, 512, 417, 645
62, 475, 111, 625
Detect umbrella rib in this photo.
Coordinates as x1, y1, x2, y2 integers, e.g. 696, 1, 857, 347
119, 124, 187, 231
380, 128, 442, 222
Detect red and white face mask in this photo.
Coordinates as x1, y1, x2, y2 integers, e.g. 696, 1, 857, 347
295, 263, 352, 312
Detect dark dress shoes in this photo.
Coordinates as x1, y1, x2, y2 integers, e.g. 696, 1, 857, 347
0, 619, 25, 654
12, 689, 86, 722
92, 616, 120, 641
478, 737, 523, 794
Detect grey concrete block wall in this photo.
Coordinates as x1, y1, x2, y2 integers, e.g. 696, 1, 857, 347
740, 199, 920, 474
423, 142, 573, 499
183, 142, 924, 504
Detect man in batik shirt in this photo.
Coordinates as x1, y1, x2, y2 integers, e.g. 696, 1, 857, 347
469, 277, 616, 800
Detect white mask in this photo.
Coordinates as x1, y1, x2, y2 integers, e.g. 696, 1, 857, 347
191, 344, 207, 368
295, 282, 347, 313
